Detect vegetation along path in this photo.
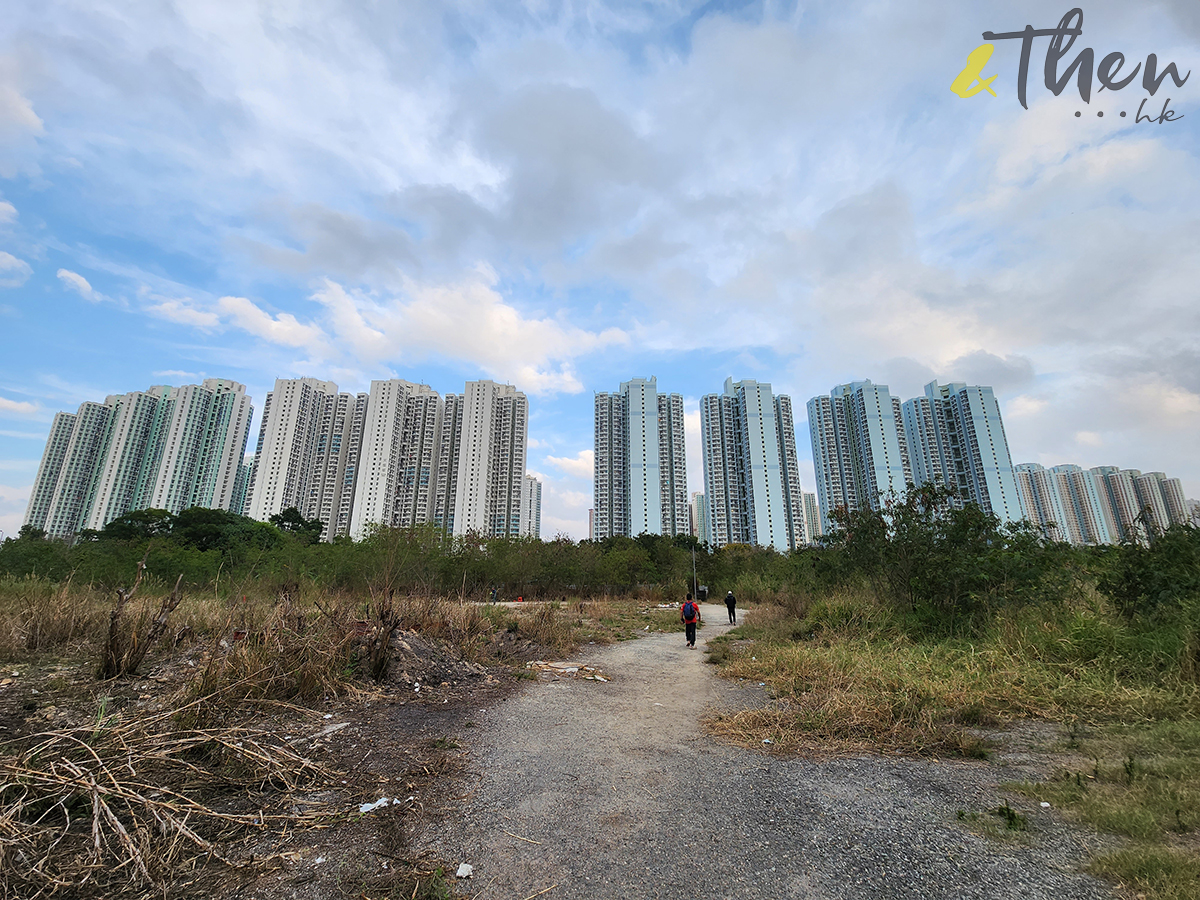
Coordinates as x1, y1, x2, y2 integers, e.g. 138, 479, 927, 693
419, 602, 1116, 900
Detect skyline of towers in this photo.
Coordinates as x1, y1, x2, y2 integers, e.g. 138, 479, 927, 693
26, 379, 254, 539
808, 379, 1021, 530
20, 371, 1198, 548
1016, 463, 1190, 544
593, 377, 688, 539
700, 378, 805, 551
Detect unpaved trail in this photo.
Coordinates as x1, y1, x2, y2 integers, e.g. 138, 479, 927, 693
418, 603, 1115, 900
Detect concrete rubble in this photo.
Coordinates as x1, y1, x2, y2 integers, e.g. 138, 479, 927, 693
525, 660, 609, 682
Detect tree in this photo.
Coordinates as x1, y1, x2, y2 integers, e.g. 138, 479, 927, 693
100, 509, 176, 541
269, 507, 325, 545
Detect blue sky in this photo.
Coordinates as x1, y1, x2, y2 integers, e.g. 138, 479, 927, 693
1, 0, 1198, 539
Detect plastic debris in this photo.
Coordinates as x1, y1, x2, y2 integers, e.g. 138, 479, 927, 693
1040, 801, 1051, 808
315, 856, 326, 864
762, 739, 773, 745
359, 796, 412, 813
456, 863, 474, 879
323, 713, 333, 719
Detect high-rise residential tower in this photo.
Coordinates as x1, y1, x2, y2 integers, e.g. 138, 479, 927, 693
245, 377, 364, 541
592, 377, 688, 539
701, 378, 803, 551
27, 379, 254, 539
519, 474, 542, 539
689, 492, 710, 546
446, 380, 529, 538
350, 380, 441, 539
802, 491, 823, 543
808, 380, 911, 529
900, 382, 1021, 523
34, 403, 113, 539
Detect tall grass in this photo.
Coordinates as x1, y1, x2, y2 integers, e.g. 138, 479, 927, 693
0, 575, 109, 658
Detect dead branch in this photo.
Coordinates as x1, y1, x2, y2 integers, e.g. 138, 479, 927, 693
98, 561, 186, 680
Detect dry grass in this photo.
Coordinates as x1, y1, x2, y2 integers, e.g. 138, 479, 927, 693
0, 705, 335, 899
707, 632, 1200, 756
0, 577, 110, 659
704, 586, 1200, 757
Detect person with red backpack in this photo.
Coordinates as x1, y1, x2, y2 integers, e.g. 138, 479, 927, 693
680, 592, 702, 648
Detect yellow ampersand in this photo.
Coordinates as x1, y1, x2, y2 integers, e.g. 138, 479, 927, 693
951, 43, 998, 97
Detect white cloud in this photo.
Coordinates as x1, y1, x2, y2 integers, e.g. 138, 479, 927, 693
545, 449, 594, 480
0, 482, 32, 541
153, 369, 201, 379
147, 297, 221, 329
57, 268, 97, 300
1007, 396, 1048, 418
0, 429, 43, 438
0, 81, 44, 178
0, 84, 43, 137
0, 396, 37, 415
0, 251, 31, 288
217, 295, 327, 349
201, 273, 627, 395
0, 200, 15, 223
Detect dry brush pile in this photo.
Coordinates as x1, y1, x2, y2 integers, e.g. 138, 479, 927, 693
0, 704, 334, 899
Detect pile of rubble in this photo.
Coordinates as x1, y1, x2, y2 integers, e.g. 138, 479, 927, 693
525, 660, 609, 682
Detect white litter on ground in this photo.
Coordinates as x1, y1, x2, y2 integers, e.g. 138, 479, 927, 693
456, 863, 474, 878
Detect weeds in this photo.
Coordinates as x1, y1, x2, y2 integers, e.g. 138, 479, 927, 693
1010, 719, 1200, 844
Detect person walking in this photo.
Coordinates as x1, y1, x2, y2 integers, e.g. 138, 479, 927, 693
680, 592, 702, 648
725, 590, 737, 624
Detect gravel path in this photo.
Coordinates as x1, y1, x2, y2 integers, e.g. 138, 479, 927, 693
418, 603, 1117, 900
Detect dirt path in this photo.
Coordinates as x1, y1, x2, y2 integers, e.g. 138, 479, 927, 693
417, 602, 1116, 900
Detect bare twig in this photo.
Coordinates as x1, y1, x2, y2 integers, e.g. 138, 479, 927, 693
502, 829, 542, 845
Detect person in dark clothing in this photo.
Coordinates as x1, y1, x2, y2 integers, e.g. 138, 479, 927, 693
680, 592, 702, 648
725, 590, 737, 624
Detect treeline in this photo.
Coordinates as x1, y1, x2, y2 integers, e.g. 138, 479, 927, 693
4, 488, 1198, 636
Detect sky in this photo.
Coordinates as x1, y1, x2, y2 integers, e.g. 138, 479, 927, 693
1, 0, 1198, 541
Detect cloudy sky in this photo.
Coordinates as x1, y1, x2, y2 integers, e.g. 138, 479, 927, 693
1, 0, 1197, 540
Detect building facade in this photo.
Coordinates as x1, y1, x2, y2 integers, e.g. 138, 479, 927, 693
592, 377, 688, 539
350, 380, 440, 539
808, 380, 910, 529
245, 377, 366, 541
519, 474, 542, 539
700, 378, 803, 551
